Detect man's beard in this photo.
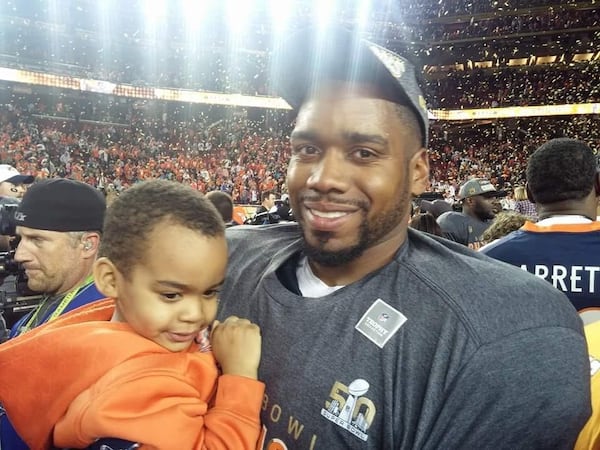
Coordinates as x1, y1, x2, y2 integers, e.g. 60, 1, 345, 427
474, 201, 495, 221
299, 179, 411, 268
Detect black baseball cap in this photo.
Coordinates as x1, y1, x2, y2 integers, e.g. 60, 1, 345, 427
15, 178, 106, 232
271, 25, 429, 147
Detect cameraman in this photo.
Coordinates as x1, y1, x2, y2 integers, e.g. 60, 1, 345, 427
0, 178, 106, 450
0, 166, 33, 343
0, 164, 33, 201
0, 165, 33, 251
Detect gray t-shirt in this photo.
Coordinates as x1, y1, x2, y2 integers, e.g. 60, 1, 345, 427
218, 224, 589, 449
437, 211, 491, 248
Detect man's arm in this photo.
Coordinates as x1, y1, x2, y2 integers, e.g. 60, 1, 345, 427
422, 327, 590, 449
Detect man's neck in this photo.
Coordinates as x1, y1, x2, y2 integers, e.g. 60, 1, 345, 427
55, 271, 94, 297
537, 199, 596, 222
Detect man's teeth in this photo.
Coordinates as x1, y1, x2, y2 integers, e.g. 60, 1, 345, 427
311, 209, 347, 218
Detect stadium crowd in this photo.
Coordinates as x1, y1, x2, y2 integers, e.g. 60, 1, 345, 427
425, 64, 600, 109
1, 99, 598, 205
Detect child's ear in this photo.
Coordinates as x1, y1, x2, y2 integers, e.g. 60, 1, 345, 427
93, 257, 119, 299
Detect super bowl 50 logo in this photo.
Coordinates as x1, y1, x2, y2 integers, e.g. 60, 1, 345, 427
320, 378, 376, 442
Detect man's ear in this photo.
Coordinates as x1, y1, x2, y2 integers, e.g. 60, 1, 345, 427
410, 149, 430, 196
93, 257, 119, 299
81, 232, 101, 258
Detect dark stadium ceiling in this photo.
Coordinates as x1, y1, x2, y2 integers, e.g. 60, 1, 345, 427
0, 0, 598, 76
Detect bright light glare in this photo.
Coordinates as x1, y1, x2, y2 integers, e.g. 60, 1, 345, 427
315, 0, 337, 29
143, 0, 167, 26
183, 0, 205, 33
269, 0, 292, 34
354, 0, 372, 31
226, 0, 252, 33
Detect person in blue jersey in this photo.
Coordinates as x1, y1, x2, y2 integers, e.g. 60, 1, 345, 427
481, 138, 600, 324
216, 25, 590, 449
1, 177, 106, 450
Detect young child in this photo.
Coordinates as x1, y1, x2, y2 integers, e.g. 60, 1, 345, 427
0, 180, 264, 449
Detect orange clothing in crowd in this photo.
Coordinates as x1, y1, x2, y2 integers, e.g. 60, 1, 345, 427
0, 299, 264, 450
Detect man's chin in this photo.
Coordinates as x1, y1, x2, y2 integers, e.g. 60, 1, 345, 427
302, 240, 365, 267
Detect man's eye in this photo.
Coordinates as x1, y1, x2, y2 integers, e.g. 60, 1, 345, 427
354, 148, 377, 159
161, 293, 181, 301
295, 145, 319, 155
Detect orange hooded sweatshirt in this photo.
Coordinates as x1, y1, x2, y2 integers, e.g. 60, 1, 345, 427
0, 299, 264, 449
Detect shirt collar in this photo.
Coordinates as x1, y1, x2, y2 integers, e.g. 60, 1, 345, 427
536, 215, 594, 226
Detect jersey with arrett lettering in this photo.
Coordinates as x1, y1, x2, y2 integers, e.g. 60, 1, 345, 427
481, 221, 600, 319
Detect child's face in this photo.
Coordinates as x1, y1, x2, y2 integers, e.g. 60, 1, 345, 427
112, 223, 227, 352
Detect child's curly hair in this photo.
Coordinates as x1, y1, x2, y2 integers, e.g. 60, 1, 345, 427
481, 211, 528, 243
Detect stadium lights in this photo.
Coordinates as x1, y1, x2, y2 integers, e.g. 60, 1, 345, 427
183, 0, 206, 34
315, 0, 337, 29
142, 0, 167, 27
269, 0, 293, 35
226, 0, 252, 34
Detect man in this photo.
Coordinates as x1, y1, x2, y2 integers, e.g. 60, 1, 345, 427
481, 138, 600, 324
1, 178, 106, 450
217, 26, 589, 448
252, 190, 278, 225
0, 165, 33, 340
255, 190, 276, 215
0, 165, 34, 250
0, 164, 34, 201
437, 178, 501, 249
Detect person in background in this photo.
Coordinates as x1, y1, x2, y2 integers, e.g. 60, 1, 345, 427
0, 180, 264, 450
419, 198, 452, 219
1, 178, 107, 450
437, 178, 503, 249
500, 189, 516, 211
0, 165, 34, 251
217, 25, 590, 448
206, 190, 237, 227
0, 164, 34, 201
513, 185, 538, 221
481, 138, 600, 324
255, 190, 276, 216
409, 211, 444, 236
0, 165, 34, 340
251, 190, 278, 225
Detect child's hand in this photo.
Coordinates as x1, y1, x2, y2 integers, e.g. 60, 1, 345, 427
210, 316, 261, 380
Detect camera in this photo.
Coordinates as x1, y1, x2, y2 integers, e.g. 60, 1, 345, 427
0, 203, 44, 332
0, 203, 18, 236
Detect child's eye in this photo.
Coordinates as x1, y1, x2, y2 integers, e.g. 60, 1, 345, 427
203, 289, 221, 299
161, 293, 181, 301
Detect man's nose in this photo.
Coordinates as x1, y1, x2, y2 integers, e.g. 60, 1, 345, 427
13, 241, 28, 263
306, 150, 350, 194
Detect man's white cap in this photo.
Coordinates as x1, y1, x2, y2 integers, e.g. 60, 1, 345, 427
0, 165, 34, 185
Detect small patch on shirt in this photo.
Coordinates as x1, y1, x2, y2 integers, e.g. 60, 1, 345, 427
355, 299, 406, 348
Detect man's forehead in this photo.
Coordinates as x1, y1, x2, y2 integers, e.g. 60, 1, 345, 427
300, 80, 394, 107
16, 226, 65, 238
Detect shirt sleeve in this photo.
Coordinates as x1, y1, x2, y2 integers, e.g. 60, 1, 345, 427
422, 327, 590, 449
53, 369, 265, 450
